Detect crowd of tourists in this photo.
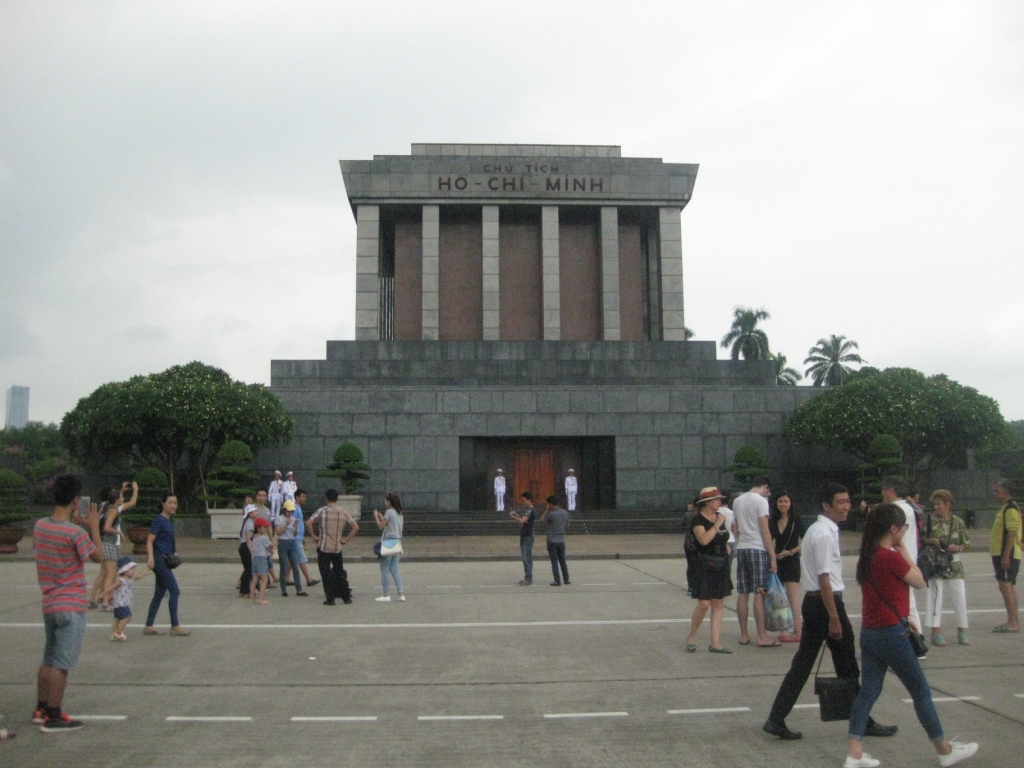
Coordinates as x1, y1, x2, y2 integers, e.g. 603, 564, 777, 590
16, 468, 1020, 767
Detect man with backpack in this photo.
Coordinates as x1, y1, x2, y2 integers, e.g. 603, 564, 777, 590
990, 478, 1021, 633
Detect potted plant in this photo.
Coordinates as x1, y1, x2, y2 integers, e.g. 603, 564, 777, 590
203, 440, 257, 539
317, 442, 371, 519
122, 467, 168, 555
0, 468, 30, 554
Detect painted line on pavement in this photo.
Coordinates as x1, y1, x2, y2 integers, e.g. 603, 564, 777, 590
792, 704, 820, 709
1, 619, 693, 630
544, 711, 629, 719
902, 696, 980, 703
582, 583, 615, 586
291, 716, 377, 722
667, 707, 750, 715
75, 715, 128, 720
418, 715, 504, 721
166, 716, 252, 722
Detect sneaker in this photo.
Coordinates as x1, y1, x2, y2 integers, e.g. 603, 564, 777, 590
40, 712, 84, 733
843, 754, 880, 768
375, 595, 391, 602
111, 632, 127, 642
32, 707, 46, 725
938, 741, 978, 767
399, 594, 406, 602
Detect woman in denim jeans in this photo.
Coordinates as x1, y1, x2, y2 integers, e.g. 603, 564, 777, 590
844, 504, 977, 768
373, 492, 405, 603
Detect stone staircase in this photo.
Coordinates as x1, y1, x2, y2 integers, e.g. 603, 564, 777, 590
401, 508, 685, 537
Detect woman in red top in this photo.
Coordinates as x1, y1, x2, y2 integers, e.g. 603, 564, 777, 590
844, 504, 978, 768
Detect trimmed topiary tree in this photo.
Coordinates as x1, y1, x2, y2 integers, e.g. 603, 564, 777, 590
856, 434, 909, 507
317, 443, 371, 494
202, 440, 257, 509
0, 469, 29, 525
725, 445, 771, 489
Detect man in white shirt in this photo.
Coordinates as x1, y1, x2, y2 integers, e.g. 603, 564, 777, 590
764, 483, 898, 742
733, 475, 778, 647
494, 469, 506, 512
268, 471, 284, 521
283, 471, 298, 502
881, 476, 923, 638
565, 469, 578, 512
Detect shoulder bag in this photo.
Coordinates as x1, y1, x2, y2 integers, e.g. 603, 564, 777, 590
867, 578, 927, 657
916, 516, 954, 582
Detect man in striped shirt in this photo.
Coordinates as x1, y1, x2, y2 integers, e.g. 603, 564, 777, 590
33, 475, 104, 733
308, 489, 358, 605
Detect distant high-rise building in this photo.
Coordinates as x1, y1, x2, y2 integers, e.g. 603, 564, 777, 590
5, 386, 29, 429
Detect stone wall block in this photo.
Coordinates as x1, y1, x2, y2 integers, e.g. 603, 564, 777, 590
453, 413, 488, 435
658, 437, 682, 468
414, 437, 439, 469
352, 413, 387, 435
653, 412, 687, 436
616, 436, 638, 469
486, 414, 520, 435
502, 391, 538, 413
440, 392, 471, 413
537, 390, 571, 413
670, 390, 702, 412
603, 390, 638, 413
419, 413, 454, 435
620, 413, 654, 435
587, 413, 621, 434
681, 436, 704, 467
636, 390, 671, 413
702, 390, 733, 413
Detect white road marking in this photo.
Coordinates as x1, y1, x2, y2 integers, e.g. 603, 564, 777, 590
291, 716, 377, 722
582, 583, 615, 586
1014, 694, 1024, 699
792, 703, 820, 709
632, 582, 665, 585
544, 711, 629, 719
667, 707, 750, 715
417, 715, 504, 721
425, 586, 462, 589
1, 618, 694, 630
74, 715, 128, 720
901, 696, 980, 703
166, 716, 252, 722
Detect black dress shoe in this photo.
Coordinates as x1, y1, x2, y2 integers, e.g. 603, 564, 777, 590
323, 599, 336, 606
342, 597, 353, 604
763, 720, 802, 740
864, 721, 898, 737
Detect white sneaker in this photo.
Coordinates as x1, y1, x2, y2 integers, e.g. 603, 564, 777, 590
399, 595, 406, 602
844, 754, 880, 768
938, 742, 978, 767
375, 595, 391, 602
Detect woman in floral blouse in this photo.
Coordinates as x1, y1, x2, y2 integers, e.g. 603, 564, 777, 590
922, 489, 970, 647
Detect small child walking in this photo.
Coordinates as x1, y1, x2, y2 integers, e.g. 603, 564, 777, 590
107, 556, 150, 641
250, 518, 275, 605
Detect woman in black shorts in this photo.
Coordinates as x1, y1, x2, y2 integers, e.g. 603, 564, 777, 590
769, 489, 805, 642
685, 487, 734, 654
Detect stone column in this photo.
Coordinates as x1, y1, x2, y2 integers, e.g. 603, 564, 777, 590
355, 205, 380, 340
600, 206, 620, 341
482, 205, 500, 340
421, 205, 440, 341
659, 207, 686, 341
542, 205, 560, 340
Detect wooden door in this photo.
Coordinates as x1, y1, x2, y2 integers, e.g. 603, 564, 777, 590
513, 448, 554, 504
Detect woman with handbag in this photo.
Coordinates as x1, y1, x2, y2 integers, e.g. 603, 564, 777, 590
373, 491, 405, 603
684, 487, 734, 654
922, 490, 970, 647
144, 494, 191, 637
769, 489, 805, 642
844, 504, 977, 768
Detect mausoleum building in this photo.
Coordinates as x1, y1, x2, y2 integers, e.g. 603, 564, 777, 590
265, 144, 820, 513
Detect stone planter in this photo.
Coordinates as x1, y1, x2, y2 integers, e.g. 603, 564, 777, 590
337, 495, 363, 521
127, 525, 150, 556
209, 508, 244, 539
0, 525, 28, 555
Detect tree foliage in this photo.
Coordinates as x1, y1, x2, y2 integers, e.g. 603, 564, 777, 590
202, 440, 257, 509
724, 445, 772, 488
856, 434, 909, 504
785, 367, 1006, 470
771, 353, 802, 386
317, 442, 371, 494
61, 362, 292, 511
0, 423, 76, 504
803, 334, 865, 386
720, 307, 771, 361
0, 468, 29, 524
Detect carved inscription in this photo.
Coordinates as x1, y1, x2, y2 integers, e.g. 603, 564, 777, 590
435, 162, 607, 195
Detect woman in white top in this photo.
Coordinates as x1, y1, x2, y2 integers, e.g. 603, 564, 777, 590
373, 491, 405, 602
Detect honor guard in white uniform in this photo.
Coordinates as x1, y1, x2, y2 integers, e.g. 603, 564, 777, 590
565, 469, 578, 511
283, 471, 297, 502
494, 469, 507, 512
268, 470, 284, 521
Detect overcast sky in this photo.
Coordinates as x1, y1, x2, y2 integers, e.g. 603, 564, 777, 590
2, 1, 1022, 425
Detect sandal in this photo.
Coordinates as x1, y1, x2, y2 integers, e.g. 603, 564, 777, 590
957, 632, 970, 646
992, 625, 1020, 634
685, 642, 697, 653
708, 645, 733, 654
931, 634, 948, 647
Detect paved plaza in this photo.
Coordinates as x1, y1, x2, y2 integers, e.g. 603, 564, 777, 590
1, 545, 1021, 767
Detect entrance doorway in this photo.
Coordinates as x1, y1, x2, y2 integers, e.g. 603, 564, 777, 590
513, 447, 554, 502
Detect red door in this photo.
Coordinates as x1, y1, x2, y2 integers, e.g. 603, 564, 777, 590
513, 448, 554, 504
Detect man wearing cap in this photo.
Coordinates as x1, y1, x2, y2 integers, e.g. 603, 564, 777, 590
268, 471, 284, 520
733, 475, 779, 647
283, 471, 297, 502
565, 469, 578, 512
238, 504, 258, 597
308, 489, 358, 605
494, 469, 506, 512
764, 482, 897, 742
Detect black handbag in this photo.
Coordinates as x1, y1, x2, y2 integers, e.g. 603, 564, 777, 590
867, 580, 927, 657
163, 553, 182, 570
813, 643, 858, 721
698, 552, 728, 571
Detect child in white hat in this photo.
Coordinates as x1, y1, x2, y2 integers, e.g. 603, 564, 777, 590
108, 557, 151, 641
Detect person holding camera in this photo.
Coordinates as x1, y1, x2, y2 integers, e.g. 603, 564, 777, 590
922, 490, 970, 647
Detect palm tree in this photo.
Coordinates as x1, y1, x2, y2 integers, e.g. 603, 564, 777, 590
720, 306, 771, 360
804, 335, 866, 386
771, 353, 802, 386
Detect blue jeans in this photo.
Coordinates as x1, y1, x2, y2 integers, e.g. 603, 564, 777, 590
520, 535, 534, 581
849, 623, 944, 742
380, 554, 403, 595
278, 538, 302, 593
146, 553, 180, 628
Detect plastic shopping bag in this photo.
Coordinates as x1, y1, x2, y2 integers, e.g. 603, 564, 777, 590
764, 573, 794, 634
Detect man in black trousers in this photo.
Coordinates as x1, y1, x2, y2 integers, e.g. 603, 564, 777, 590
308, 489, 358, 605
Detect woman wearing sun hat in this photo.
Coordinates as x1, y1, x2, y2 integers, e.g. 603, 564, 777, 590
685, 487, 735, 653
238, 504, 258, 598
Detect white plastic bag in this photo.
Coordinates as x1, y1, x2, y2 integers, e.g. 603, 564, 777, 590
765, 573, 794, 633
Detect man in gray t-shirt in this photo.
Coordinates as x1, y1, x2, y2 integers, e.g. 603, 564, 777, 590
541, 495, 571, 586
